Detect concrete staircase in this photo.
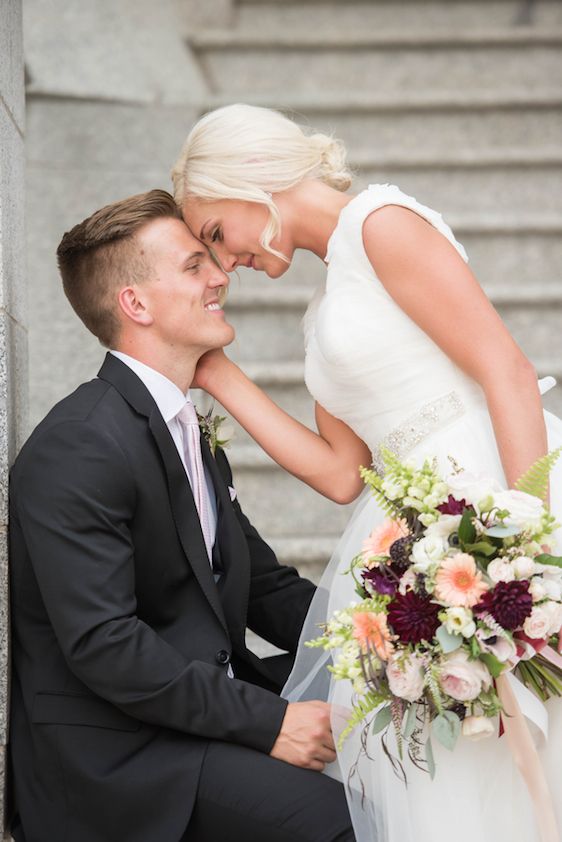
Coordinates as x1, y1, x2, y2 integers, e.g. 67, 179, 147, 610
186, 0, 562, 587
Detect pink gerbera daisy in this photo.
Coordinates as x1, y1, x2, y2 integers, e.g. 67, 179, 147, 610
434, 553, 489, 608
362, 518, 408, 568
352, 611, 395, 661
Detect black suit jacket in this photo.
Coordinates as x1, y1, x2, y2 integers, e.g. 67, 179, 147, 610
9, 354, 315, 842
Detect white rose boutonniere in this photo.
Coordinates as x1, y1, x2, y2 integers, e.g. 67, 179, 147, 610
197, 408, 235, 456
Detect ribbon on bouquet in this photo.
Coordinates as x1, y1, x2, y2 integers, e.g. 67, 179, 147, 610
496, 645, 561, 842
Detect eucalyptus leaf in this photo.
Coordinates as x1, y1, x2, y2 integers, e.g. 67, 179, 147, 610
535, 553, 562, 568
425, 737, 436, 779
403, 703, 418, 740
484, 524, 521, 538
435, 625, 463, 653
372, 705, 392, 735
432, 711, 461, 751
479, 652, 505, 679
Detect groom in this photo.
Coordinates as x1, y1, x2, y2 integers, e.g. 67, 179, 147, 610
9, 190, 355, 842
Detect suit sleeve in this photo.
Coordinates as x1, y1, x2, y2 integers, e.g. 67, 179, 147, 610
215, 449, 316, 653
13, 420, 287, 753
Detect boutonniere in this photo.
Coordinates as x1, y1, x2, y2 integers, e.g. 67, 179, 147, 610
197, 407, 235, 456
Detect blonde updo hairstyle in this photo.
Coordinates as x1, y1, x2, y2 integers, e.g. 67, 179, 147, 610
171, 103, 352, 262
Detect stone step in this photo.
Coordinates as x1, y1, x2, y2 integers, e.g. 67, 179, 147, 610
223, 216, 562, 292
235, 1, 562, 35
223, 283, 562, 363
192, 28, 562, 49
352, 164, 562, 214
197, 93, 562, 167
192, 31, 562, 96
260, 534, 340, 582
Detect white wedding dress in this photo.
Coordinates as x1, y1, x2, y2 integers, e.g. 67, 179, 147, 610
282, 184, 562, 842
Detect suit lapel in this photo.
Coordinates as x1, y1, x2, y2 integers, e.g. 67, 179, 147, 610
98, 354, 228, 635
201, 437, 250, 648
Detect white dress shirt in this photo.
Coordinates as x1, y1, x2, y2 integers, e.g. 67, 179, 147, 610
109, 351, 218, 556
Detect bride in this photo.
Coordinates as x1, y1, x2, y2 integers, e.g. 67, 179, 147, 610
171, 103, 562, 842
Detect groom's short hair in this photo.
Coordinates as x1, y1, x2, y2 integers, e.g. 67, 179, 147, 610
57, 189, 182, 348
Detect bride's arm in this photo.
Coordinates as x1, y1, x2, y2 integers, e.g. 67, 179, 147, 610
362, 205, 547, 488
194, 351, 371, 503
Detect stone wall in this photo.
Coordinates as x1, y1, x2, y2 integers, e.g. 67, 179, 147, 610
0, 0, 26, 832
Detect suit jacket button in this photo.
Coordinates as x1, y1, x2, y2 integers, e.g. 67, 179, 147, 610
216, 649, 230, 665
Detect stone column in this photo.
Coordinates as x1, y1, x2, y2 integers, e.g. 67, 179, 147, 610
0, 0, 26, 834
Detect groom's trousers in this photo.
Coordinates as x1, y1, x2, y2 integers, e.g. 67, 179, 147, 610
182, 741, 356, 842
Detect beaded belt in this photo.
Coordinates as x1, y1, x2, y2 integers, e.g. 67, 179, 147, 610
372, 391, 465, 475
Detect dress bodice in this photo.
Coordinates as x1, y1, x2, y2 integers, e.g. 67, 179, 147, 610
304, 184, 486, 458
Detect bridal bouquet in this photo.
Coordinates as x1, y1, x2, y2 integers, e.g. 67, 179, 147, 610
308, 448, 562, 777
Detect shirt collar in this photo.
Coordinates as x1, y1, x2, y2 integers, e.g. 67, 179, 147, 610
110, 351, 191, 423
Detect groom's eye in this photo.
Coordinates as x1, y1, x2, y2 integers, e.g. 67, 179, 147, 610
186, 262, 200, 274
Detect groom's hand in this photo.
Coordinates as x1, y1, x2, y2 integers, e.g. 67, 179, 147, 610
270, 701, 337, 771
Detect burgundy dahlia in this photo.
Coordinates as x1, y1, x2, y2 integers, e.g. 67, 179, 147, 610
387, 591, 440, 644
475, 580, 533, 630
436, 495, 473, 516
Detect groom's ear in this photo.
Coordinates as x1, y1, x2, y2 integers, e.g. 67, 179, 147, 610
117, 286, 154, 328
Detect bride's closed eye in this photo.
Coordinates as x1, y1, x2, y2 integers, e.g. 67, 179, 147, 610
210, 226, 223, 243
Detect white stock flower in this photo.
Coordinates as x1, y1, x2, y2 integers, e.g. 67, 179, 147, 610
487, 559, 516, 584
461, 715, 495, 741
411, 535, 449, 571
386, 653, 425, 702
443, 607, 476, 638
492, 490, 545, 531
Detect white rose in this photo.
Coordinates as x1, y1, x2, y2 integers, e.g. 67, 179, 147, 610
446, 472, 501, 508
542, 577, 562, 601
444, 607, 476, 638
461, 715, 496, 741
386, 653, 425, 702
411, 535, 449, 571
487, 559, 516, 584
439, 650, 492, 702
493, 490, 545, 531
426, 514, 462, 540
523, 604, 557, 639
512, 556, 536, 579
529, 576, 548, 602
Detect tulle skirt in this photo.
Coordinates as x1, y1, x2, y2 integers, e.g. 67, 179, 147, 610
283, 400, 562, 842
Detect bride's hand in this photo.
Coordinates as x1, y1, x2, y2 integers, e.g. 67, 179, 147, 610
192, 349, 233, 393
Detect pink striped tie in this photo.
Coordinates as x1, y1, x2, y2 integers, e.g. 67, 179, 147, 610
176, 401, 213, 563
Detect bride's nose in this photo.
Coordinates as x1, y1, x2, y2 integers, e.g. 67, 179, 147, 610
212, 242, 238, 273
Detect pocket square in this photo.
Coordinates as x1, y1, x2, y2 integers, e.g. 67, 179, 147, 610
228, 485, 237, 502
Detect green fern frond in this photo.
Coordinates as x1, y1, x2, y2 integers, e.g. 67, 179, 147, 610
514, 446, 562, 502
338, 693, 387, 749
378, 446, 403, 473
359, 466, 402, 518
